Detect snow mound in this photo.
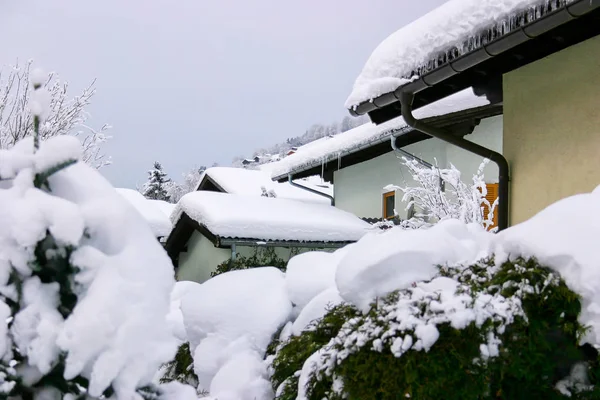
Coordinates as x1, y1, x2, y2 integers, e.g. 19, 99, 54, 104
180, 267, 292, 397
285, 251, 339, 313
116, 188, 173, 238
292, 288, 345, 336
336, 219, 492, 311
166, 281, 201, 343
0, 135, 178, 398
492, 186, 600, 346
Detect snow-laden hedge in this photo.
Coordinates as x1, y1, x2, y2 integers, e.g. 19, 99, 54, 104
167, 184, 600, 399
270, 257, 599, 399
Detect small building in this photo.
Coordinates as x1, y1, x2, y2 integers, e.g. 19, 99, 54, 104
344, 0, 600, 227
164, 191, 372, 283
116, 188, 175, 241
270, 89, 502, 224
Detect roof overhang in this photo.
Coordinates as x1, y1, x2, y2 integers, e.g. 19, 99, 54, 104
349, 0, 600, 125
164, 212, 358, 268
275, 103, 502, 182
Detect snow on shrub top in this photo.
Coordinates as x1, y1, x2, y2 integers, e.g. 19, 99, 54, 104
493, 186, 600, 347
0, 135, 178, 398
180, 267, 292, 395
336, 219, 493, 312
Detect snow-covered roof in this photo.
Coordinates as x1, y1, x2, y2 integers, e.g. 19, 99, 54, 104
116, 188, 173, 238
271, 88, 490, 180
258, 162, 334, 197
198, 167, 331, 204
172, 191, 372, 243
345, 0, 572, 109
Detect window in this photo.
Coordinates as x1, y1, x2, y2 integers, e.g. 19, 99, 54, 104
482, 183, 499, 230
383, 191, 396, 219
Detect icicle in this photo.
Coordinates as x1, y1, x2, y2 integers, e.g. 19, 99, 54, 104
337, 152, 341, 170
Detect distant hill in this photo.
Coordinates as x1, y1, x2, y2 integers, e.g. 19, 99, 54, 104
231, 114, 368, 169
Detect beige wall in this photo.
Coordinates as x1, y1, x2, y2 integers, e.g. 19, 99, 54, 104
177, 230, 231, 283
177, 231, 333, 284
503, 35, 600, 225
333, 115, 502, 219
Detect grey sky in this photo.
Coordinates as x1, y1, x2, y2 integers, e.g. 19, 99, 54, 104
0, 0, 447, 188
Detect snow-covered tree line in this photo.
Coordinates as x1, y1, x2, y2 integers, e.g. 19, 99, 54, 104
0, 60, 111, 169
231, 114, 369, 169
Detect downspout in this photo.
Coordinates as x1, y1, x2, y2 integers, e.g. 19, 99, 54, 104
399, 92, 510, 231
231, 243, 237, 262
288, 174, 335, 206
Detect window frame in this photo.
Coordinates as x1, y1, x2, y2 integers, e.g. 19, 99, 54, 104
382, 191, 396, 220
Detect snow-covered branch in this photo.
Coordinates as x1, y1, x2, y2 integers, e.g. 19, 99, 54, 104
397, 157, 498, 230
0, 60, 111, 169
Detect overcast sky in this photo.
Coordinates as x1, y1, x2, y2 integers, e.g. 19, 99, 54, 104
0, 0, 447, 188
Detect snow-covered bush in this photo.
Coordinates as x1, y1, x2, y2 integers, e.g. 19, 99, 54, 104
0, 61, 111, 169
210, 247, 290, 278
398, 157, 498, 230
270, 257, 599, 399
0, 76, 192, 399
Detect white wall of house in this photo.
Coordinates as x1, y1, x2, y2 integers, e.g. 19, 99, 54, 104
333, 115, 503, 219
177, 231, 335, 284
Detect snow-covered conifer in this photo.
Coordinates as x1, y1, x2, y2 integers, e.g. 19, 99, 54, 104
143, 162, 171, 202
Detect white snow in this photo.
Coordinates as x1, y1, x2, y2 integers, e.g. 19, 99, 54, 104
291, 288, 345, 336
345, 0, 569, 108
271, 89, 489, 180
166, 281, 201, 343
284, 251, 339, 312
180, 267, 292, 398
116, 188, 173, 238
336, 219, 493, 312
0, 135, 178, 398
198, 167, 330, 204
492, 185, 600, 347
173, 191, 372, 243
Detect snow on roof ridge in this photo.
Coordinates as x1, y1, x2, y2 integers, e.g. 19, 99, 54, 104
345, 0, 574, 108
196, 166, 330, 204
172, 191, 372, 243
271, 88, 490, 180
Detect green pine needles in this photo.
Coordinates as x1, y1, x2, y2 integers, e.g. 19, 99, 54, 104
269, 257, 600, 399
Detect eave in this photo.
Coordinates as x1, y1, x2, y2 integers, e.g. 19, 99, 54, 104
349, 0, 600, 125
275, 103, 502, 183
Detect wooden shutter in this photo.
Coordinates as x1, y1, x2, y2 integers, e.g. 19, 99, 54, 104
482, 183, 499, 230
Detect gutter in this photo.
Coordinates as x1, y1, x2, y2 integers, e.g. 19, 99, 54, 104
218, 238, 352, 249
272, 105, 501, 182
288, 174, 335, 206
350, 0, 600, 117
399, 92, 509, 231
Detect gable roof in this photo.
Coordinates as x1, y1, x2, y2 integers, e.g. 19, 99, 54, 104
270, 88, 499, 181
165, 192, 372, 259
347, 0, 600, 124
196, 166, 331, 204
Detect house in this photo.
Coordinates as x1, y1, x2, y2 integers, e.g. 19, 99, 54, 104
344, 0, 600, 228
116, 188, 175, 241
270, 88, 502, 225
164, 191, 372, 283
195, 166, 333, 204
